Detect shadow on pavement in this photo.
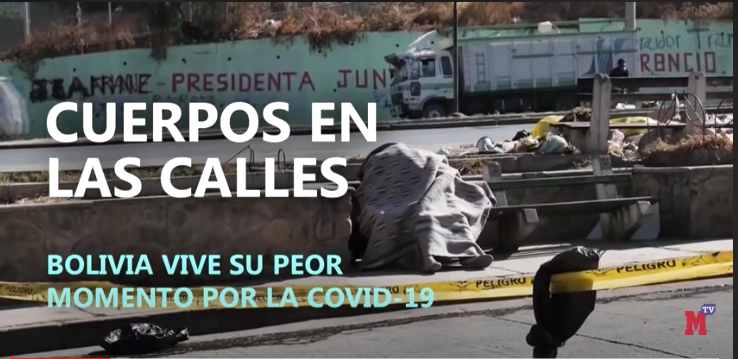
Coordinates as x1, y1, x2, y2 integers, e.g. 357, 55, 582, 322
0, 298, 42, 311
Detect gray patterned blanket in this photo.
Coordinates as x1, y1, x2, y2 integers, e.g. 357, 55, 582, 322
356, 143, 496, 272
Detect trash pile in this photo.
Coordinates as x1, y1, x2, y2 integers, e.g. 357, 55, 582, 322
705, 113, 733, 141
473, 130, 575, 155
706, 113, 733, 126
440, 107, 732, 159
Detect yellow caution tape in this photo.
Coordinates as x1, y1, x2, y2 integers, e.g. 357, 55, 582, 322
0, 251, 731, 309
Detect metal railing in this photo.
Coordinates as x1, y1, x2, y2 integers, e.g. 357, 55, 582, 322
581, 73, 732, 153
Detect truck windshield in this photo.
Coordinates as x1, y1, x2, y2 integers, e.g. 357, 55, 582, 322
412, 58, 436, 78
392, 61, 409, 84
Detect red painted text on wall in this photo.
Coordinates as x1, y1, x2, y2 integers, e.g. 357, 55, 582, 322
172, 72, 315, 92
336, 70, 388, 89
639, 27, 731, 73
640, 52, 716, 73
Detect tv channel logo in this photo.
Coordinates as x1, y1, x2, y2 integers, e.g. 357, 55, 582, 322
685, 304, 714, 335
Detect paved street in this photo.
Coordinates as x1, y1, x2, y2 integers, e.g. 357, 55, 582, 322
0, 125, 532, 172
13, 279, 731, 358
161, 285, 732, 358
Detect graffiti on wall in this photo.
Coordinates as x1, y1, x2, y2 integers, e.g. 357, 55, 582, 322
29, 73, 153, 102
0, 29, 420, 139
29, 70, 392, 100
638, 22, 732, 74
169, 69, 390, 92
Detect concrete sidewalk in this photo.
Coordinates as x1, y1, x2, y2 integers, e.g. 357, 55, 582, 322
0, 239, 731, 356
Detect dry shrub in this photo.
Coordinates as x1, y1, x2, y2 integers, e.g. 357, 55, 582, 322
724, 2, 733, 18
400, 2, 526, 27
643, 134, 732, 166
458, 2, 528, 25
276, 6, 364, 51
0, 24, 136, 76
667, 2, 733, 20
645, 134, 733, 154
1, 2, 733, 66
561, 107, 592, 122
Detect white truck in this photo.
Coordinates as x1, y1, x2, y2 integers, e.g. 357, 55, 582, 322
384, 23, 639, 118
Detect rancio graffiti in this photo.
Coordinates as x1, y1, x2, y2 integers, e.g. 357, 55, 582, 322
0, 19, 732, 139
638, 23, 732, 74
579, 20, 732, 76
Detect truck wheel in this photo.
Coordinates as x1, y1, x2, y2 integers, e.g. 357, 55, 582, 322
423, 103, 447, 118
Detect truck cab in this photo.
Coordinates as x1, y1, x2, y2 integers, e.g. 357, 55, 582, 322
385, 31, 455, 119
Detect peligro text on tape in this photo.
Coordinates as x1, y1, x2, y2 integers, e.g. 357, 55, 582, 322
0, 251, 731, 309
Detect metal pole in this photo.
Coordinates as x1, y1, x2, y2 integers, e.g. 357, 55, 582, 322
625, 2, 636, 30
452, 2, 460, 113
108, 2, 112, 26
23, 2, 31, 42
76, 2, 82, 26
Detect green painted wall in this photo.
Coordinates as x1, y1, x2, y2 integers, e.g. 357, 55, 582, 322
580, 19, 732, 76
0, 19, 732, 139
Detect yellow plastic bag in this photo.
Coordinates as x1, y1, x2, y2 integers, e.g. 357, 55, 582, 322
609, 117, 658, 137
532, 115, 563, 138
533, 115, 658, 138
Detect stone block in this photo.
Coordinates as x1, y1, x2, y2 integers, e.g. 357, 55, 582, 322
631, 165, 731, 238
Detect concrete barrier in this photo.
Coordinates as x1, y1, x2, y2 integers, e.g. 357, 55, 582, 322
475, 165, 732, 248
0, 189, 353, 285
475, 173, 633, 248
1, 171, 307, 202
0, 163, 729, 286
0, 154, 627, 202
630, 165, 732, 238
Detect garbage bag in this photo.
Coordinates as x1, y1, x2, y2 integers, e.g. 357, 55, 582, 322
101, 323, 189, 355
531, 116, 563, 138
526, 247, 603, 358
536, 135, 569, 154
511, 130, 531, 141
476, 136, 495, 151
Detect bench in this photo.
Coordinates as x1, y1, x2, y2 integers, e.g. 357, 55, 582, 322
482, 155, 656, 252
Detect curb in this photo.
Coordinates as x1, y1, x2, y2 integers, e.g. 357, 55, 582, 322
0, 117, 538, 150
1, 275, 732, 356
0, 302, 418, 356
